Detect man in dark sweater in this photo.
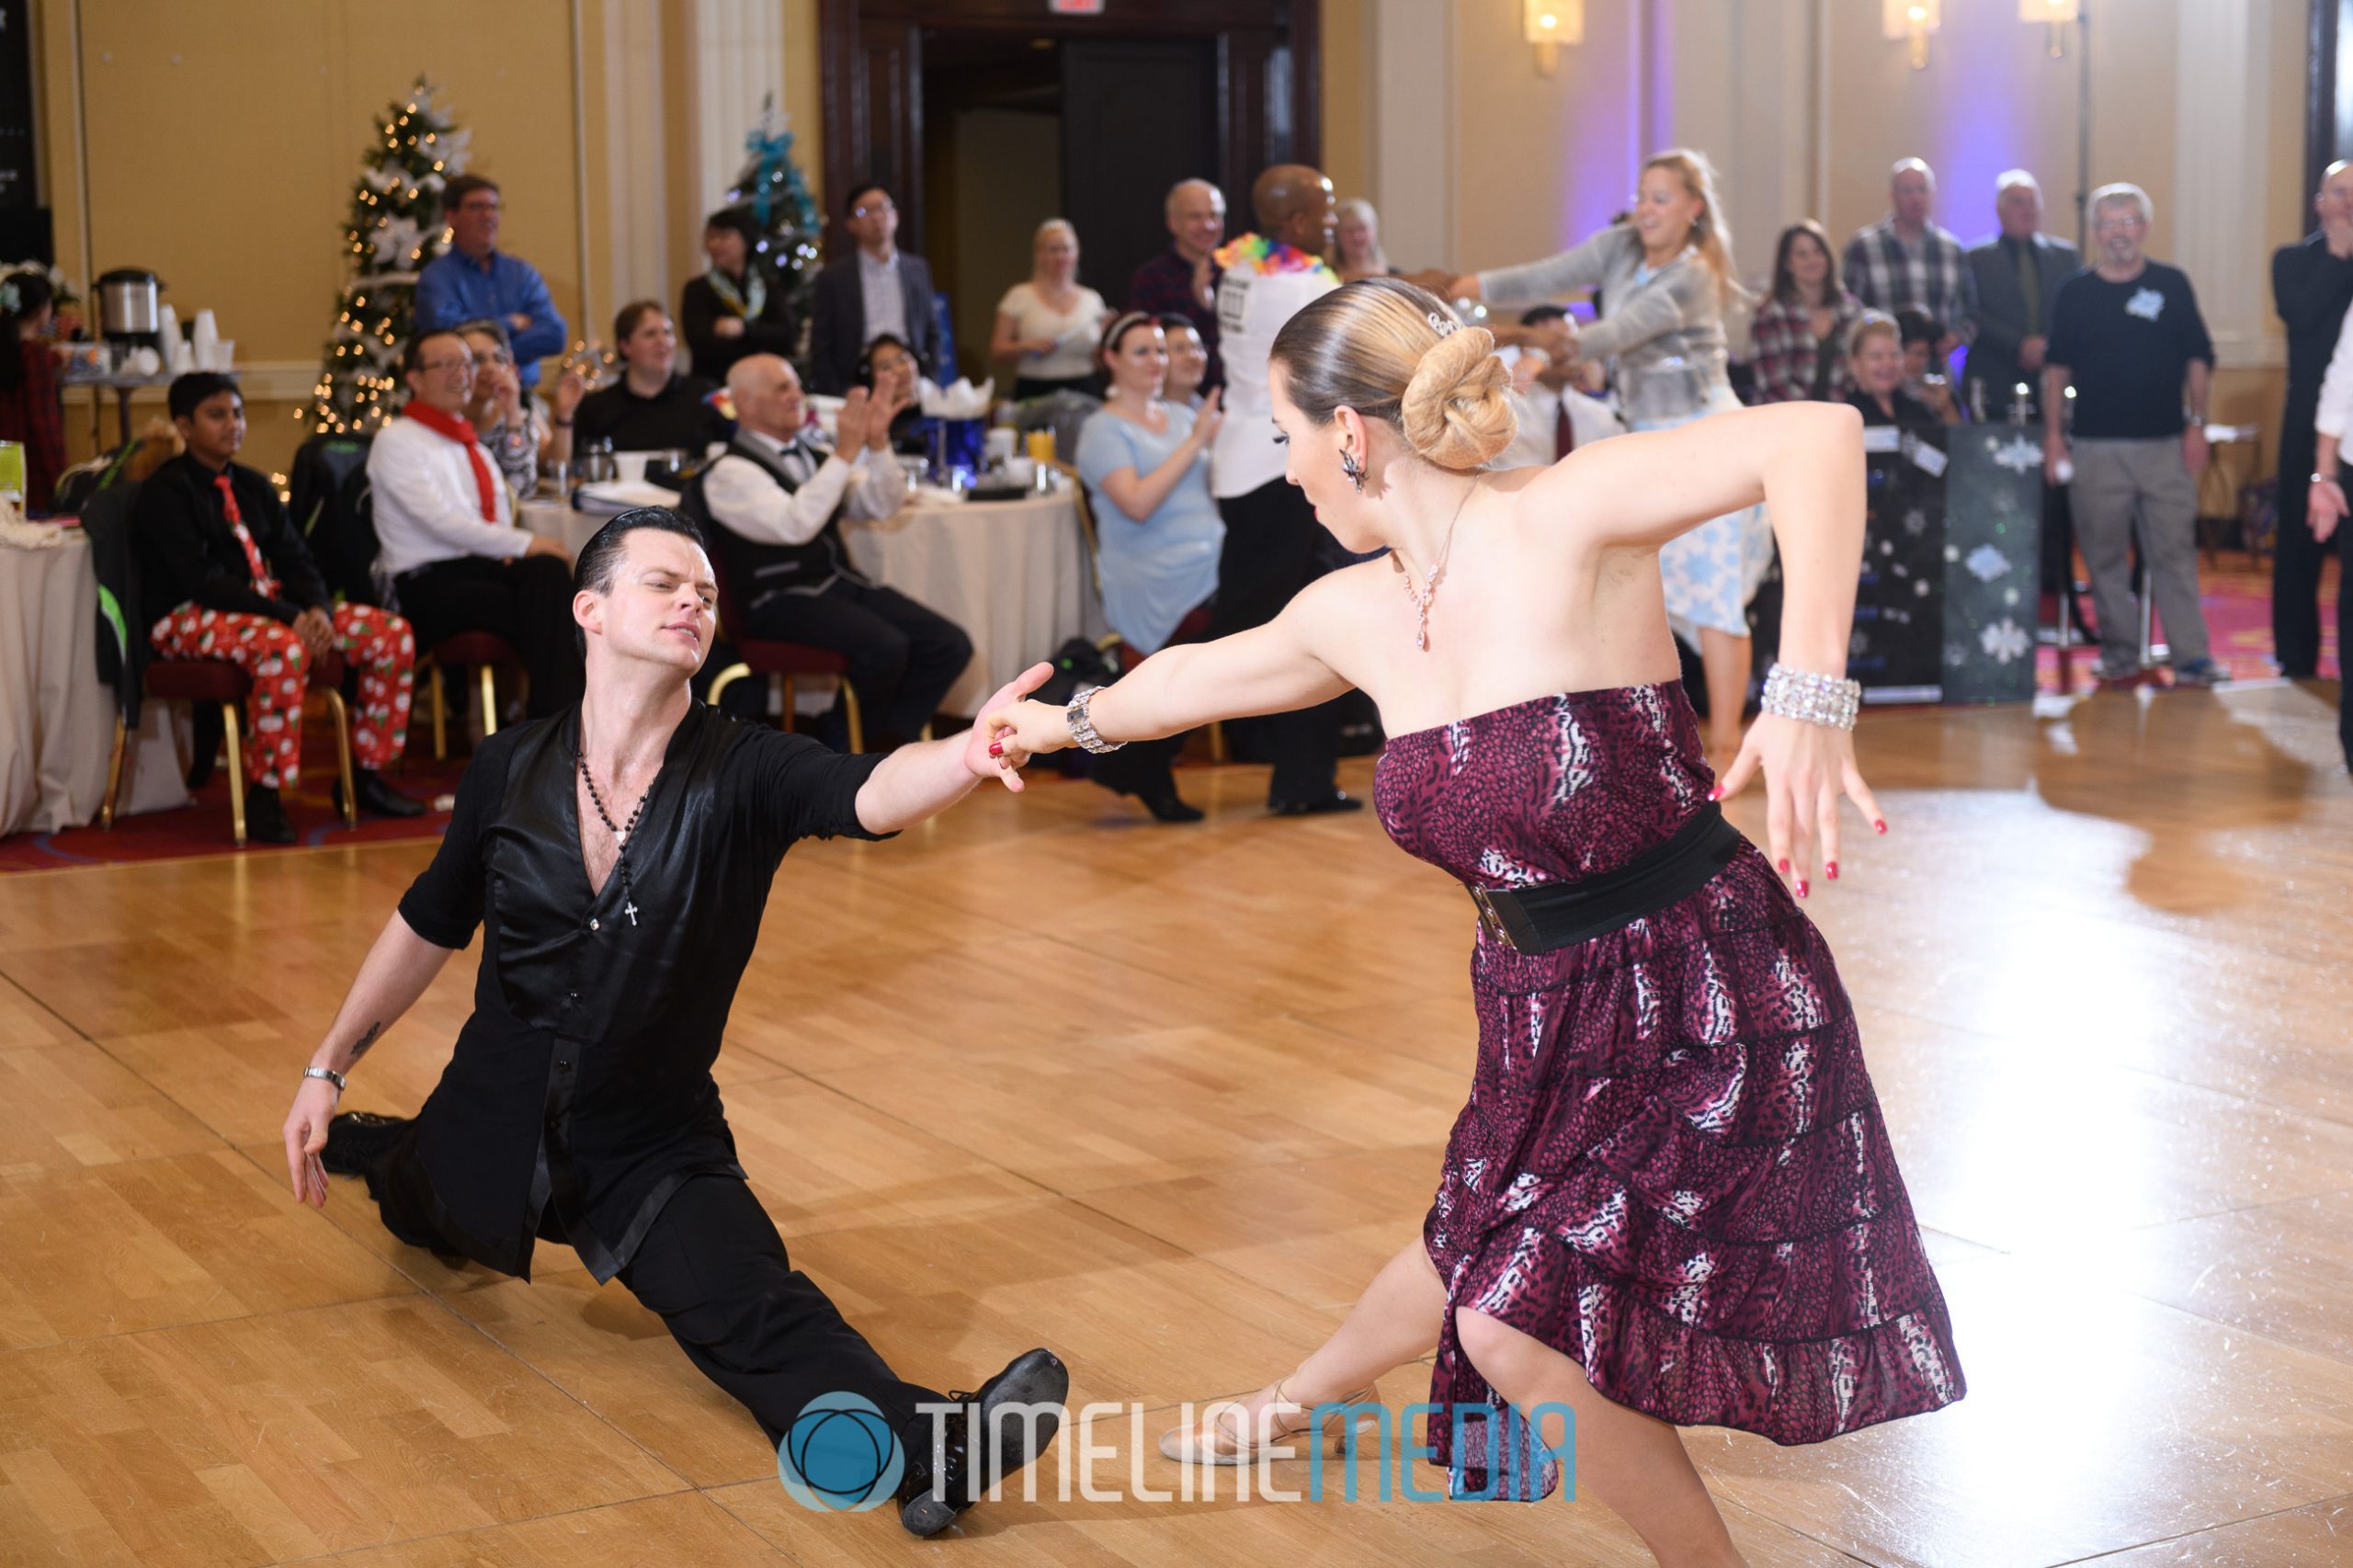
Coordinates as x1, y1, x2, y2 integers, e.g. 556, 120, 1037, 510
133, 373, 425, 842
2042, 184, 2222, 688
2268, 161, 2353, 678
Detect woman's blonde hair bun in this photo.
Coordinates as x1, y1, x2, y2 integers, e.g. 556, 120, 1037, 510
1400, 327, 1513, 469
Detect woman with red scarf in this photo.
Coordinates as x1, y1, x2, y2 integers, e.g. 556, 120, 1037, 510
366, 329, 584, 720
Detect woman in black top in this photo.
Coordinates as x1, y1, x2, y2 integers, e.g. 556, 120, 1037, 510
1844, 312, 1942, 427
574, 301, 733, 453
858, 333, 933, 456
679, 209, 798, 381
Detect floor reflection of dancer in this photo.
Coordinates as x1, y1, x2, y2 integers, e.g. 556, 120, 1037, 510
279, 507, 1067, 1538
1451, 150, 1771, 760
984, 280, 1963, 1566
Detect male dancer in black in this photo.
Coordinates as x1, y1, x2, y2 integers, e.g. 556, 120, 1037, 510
278, 502, 1064, 1536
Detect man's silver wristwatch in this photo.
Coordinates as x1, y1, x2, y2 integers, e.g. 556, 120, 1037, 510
1064, 684, 1127, 754
2313, 472, 2340, 488
304, 1064, 347, 1093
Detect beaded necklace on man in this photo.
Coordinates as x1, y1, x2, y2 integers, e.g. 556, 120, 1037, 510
577, 743, 654, 926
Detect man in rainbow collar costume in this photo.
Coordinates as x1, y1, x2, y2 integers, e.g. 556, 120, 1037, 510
1205, 165, 1362, 816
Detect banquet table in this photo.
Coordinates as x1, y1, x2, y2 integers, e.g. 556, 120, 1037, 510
0, 528, 189, 837
520, 486, 1104, 716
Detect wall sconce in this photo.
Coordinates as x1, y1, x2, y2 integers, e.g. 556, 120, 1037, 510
1882, 0, 1940, 71
1525, 0, 1582, 77
2019, 0, 2078, 58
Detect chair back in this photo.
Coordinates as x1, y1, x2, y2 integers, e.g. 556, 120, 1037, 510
290, 433, 381, 606
80, 480, 151, 724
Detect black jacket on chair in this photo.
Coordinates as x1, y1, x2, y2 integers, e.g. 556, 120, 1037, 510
804, 250, 939, 394
1961, 232, 2082, 415
83, 481, 151, 727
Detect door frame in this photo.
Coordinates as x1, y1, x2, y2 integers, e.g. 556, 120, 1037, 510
818, 0, 1319, 258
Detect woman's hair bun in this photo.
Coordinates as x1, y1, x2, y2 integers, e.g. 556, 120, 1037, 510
1399, 326, 1515, 469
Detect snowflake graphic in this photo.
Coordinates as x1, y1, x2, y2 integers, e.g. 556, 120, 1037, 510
1989, 436, 2041, 474
1904, 508, 1929, 537
1979, 618, 2029, 664
1965, 544, 2011, 583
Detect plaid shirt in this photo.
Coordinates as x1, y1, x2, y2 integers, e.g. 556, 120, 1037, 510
1746, 291, 1866, 403
1842, 218, 1972, 341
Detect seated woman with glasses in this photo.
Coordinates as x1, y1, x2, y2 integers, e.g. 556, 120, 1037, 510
457, 317, 585, 496
574, 301, 733, 453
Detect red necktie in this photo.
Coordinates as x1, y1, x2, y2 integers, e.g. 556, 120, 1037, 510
1554, 396, 1575, 460
400, 402, 502, 522
215, 472, 279, 598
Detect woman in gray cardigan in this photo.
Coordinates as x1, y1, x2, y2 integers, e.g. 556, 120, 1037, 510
1452, 150, 1770, 758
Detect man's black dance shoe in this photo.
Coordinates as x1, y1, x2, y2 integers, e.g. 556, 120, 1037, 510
896, 1346, 1070, 1536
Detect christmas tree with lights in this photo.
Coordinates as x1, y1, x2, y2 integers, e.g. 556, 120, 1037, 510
304, 77, 472, 434
715, 95, 823, 352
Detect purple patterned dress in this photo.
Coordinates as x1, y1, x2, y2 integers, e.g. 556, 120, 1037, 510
1374, 681, 1964, 1496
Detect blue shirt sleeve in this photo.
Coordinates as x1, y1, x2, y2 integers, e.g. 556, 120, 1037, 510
1074, 412, 1131, 494
505, 258, 568, 365
413, 255, 463, 333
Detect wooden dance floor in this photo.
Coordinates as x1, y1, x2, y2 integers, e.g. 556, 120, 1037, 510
3, 679, 2349, 1566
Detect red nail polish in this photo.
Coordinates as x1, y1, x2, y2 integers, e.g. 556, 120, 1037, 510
1826, 861, 1838, 880
1777, 858, 1790, 874
1707, 784, 1723, 801
987, 741, 1004, 756
1795, 880, 1809, 898
1873, 820, 1887, 835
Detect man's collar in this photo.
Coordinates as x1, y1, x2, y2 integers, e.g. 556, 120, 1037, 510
184, 450, 233, 480
741, 425, 805, 457
858, 245, 897, 267
454, 244, 499, 271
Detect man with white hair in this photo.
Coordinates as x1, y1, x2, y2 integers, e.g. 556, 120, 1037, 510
1961, 171, 2080, 420
689, 354, 972, 745
1126, 177, 1229, 389
1844, 158, 1971, 358
2042, 184, 2222, 688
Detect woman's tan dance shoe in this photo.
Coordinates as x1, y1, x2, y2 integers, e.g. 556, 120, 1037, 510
1158, 1377, 1382, 1465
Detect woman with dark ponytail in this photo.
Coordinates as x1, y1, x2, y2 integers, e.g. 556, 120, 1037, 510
0, 270, 67, 513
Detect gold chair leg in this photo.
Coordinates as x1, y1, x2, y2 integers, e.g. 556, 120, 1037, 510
222, 700, 248, 847
479, 664, 500, 739
707, 661, 751, 709
1210, 719, 1228, 765
429, 662, 448, 761
841, 681, 864, 755
326, 689, 358, 829
101, 710, 130, 830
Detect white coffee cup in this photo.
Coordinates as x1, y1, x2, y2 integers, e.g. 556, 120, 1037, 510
984, 427, 1017, 465
1003, 456, 1037, 488
613, 451, 651, 485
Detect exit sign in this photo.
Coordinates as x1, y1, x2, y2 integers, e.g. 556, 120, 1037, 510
1049, 0, 1105, 13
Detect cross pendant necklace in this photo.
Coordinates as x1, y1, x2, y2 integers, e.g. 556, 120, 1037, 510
578, 741, 654, 928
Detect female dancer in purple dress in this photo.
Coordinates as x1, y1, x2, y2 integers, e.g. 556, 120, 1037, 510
984, 278, 1962, 1565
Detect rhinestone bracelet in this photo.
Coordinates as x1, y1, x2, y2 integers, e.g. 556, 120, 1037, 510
1760, 664, 1862, 731
1064, 684, 1128, 754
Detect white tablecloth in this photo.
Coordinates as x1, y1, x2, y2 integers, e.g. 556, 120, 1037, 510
0, 530, 188, 837
519, 490, 1104, 716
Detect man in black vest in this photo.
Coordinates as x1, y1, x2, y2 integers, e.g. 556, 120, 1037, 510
695, 354, 972, 746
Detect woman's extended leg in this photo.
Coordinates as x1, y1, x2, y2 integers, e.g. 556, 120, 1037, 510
1455, 1306, 1749, 1568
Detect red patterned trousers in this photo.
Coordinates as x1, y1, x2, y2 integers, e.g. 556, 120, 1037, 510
149, 603, 415, 790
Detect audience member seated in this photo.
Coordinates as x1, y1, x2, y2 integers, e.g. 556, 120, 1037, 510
574, 302, 731, 453
1334, 199, 1401, 283
1844, 313, 1939, 427
1072, 313, 1228, 823
1127, 178, 1227, 390
0, 271, 66, 512
692, 354, 972, 747
415, 175, 567, 391
857, 333, 933, 457
369, 329, 583, 720
808, 184, 940, 394
1843, 158, 1970, 358
457, 317, 582, 497
135, 373, 425, 842
1495, 305, 1622, 467
680, 208, 798, 382
1895, 307, 1961, 423
992, 218, 1112, 400
1748, 220, 1865, 404
1159, 314, 1209, 407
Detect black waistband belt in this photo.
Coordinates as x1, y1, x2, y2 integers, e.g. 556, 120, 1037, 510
1465, 801, 1743, 955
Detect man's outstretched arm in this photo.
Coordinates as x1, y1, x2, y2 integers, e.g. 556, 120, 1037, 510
280, 913, 456, 1209
852, 663, 1051, 835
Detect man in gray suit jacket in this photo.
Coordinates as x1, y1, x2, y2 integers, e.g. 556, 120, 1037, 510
1961, 171, 2081, 420
807, 183, 942, 394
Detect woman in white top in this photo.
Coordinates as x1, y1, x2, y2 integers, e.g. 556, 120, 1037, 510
992, 218, 1112, 400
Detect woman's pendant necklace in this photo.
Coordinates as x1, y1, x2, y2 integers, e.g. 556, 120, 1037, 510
1397, 478, 1478, 652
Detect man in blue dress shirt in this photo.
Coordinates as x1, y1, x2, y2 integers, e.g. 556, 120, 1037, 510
415, 175, 568, 391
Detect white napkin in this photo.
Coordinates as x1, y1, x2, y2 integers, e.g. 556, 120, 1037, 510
916, 377, 995, 419
190, 310, 221, 371
574, 480, 681, 514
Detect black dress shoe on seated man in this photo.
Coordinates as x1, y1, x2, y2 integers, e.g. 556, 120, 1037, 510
243, 785, 299, 846
320, 1110, 413, 1179
335, 769, 427, 819
1268, 790, 1363, 817
895, 1346, 1070, 1537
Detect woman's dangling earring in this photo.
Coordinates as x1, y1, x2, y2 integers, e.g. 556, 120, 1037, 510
1339, 445, 1364, 494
